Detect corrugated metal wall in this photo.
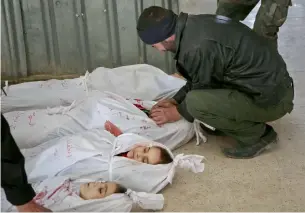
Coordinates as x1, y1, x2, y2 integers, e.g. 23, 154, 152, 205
1, 0, 179, 78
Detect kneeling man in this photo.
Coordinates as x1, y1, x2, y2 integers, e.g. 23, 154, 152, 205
136, 6, 294, 158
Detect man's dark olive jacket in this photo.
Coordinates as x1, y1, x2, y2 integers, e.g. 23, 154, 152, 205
172, 13, 293, 122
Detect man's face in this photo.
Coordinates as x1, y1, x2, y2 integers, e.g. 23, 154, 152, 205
152, 40, 176, 53
127, 145, 162, 165
79, 182, 118, 200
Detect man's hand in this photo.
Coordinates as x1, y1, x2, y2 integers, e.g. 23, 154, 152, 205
150, 105, 181, 125
151, 98, 177, 112
16, 200, 51, 212
104, 120, 123, 137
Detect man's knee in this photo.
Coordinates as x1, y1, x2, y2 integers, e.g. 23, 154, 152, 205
185, 90, 211, 118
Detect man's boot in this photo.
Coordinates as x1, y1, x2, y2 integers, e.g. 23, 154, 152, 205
222, 124, 278, 159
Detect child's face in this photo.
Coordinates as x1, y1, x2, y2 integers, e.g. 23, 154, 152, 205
127, 146, 161, 165
79, 182, 118, 200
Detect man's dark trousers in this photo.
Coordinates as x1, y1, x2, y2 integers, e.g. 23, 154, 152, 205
185, 83, 294, 145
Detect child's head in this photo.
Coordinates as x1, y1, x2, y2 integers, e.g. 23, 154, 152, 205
127, 145, 173, 165
79, 181, 126, 200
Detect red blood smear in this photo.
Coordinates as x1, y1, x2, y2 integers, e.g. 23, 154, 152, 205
47, 181, 68, 200
133, 103, 145, 110
34, 191, 47, 201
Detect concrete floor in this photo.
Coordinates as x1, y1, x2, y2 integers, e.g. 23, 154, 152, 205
161, 1, 305, 211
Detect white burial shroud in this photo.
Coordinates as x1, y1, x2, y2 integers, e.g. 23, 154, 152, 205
23, 129, 205, 193
1, 64, 186, 113
1, 176, 165, 212
4, 91, 194, 150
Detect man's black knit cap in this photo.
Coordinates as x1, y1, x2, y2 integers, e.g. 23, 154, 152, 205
137, 6, 177, 45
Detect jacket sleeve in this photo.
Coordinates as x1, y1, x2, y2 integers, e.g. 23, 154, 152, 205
1, 114, 36, 206
175, 43, 220, 122
172, 80, 192, 104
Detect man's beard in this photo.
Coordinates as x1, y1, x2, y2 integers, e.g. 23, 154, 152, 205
161, 40, 176, 53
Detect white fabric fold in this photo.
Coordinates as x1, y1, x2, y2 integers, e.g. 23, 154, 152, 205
126, 189, 164, 210
5, 80, 9, 94
82, 71, 90, 96
194, 119, 216, 145
167, 154, 205, 184
47, 100, 78, 115
194, 119, 208, 145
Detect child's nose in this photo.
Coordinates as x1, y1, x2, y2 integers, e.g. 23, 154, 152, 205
136, 154, 143, 160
